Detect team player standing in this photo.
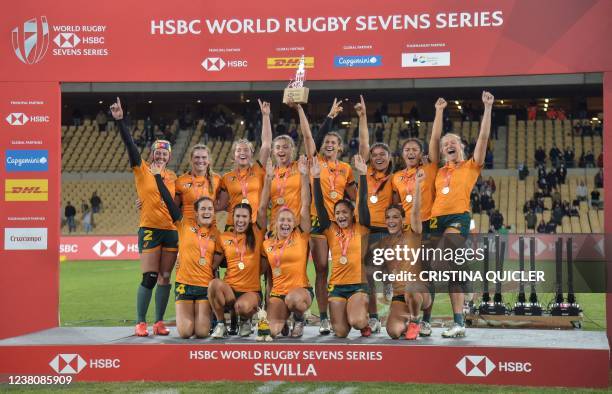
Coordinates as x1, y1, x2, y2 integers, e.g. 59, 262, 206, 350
110, 90, 493, 340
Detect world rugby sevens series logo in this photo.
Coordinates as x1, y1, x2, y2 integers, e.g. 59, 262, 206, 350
12, 16, 50, 64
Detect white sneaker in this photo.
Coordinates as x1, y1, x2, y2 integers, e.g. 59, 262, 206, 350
239, 319, 252, 337
319, 319, 332, 335
442, 323, 466, 338
384, 284, 394, 302
419, 321, 432, 337
291, 321, 304, 337
368, 318, 381, 334
211, 323, 227, 339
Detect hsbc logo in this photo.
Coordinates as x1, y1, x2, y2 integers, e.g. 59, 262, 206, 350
6, 112, 50, 126
457, 355, 532, 377
93, 239, 125, 257
456, 355, 495, 377
12, 16, 50, 64
53, 32, 81, 48
201, 57, 247, 71
49, 354, 87, 374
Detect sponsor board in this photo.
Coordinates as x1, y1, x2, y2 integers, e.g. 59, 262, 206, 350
334, 55, 382, 68
5, 112, 50, 126
4, 227, 47, 250
0, 345, 606, 387
402, 52, 450, 67
267, 56, 314, 69
5, 149, 49, 172
60, 236, 138, 260
4, 179, 48, 201
201, 57, 247, 71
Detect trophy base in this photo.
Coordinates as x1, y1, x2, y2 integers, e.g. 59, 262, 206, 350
283, 87, 309, 104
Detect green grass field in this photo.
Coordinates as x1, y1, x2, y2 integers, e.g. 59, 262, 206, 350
59, 259, 606, 330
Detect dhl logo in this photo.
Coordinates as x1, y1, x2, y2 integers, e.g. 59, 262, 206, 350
5, 179, 48, 201
267, 57, 314, 69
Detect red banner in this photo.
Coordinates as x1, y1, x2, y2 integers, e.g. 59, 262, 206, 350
60, 236, 139, 261
0, 82, 60, 339
0, 344, 607, 387
1, 0, 612, 82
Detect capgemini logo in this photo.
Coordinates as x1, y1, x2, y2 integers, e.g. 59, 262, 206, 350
12, 16, 50, 64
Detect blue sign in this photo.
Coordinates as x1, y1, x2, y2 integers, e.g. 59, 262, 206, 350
334, 55, 382, 68
5, 150, 49, 172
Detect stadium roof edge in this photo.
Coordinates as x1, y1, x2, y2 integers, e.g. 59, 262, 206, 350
61, 73, 602, 93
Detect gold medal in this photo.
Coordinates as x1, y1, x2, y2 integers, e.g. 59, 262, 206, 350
238, 261, 245, 270
199, 257, 207, 266
369, 195, 378, 204
339, 255, 348, 265
241, 198, 249, 204
441, 186, 450, 195
273, 267, 281, 277
330, 191, 338, 199
405, 194, 413, 203
276, 197, 285, 205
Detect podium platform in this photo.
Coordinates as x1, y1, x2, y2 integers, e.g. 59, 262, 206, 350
0, 326, 608, 388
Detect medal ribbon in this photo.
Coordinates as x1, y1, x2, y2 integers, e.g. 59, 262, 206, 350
272, 232, 292, 270
236, 166, 251, 200
442, 161, 462, 191
197, 228, 211, 261
274, 165, 291, 203
338, 225, 354, 258
325, 158, 339, 195
232, 232, 246, 264
368, 170, 390, 198
403, 168, 416, 200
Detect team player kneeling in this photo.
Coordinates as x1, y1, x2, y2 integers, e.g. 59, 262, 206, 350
110, 90, 493, 340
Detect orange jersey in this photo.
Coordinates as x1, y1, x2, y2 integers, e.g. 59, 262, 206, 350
175, 172, 222, 219
133, 161, 177, 230
356, 165, 394, 228
262, 228, 310, 295
175, 219, 217, 287
270, 161, 301, 225
391, 162, 438, 222
431, 158, 482, 217
221, 162, 265, 225
215, 225, 265, 292
324, 222, 369, 285
310, 155, 355, 217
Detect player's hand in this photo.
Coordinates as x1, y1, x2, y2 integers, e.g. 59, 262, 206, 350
298, 155, 309, 175
354, 95, 366, 118
435, 98, 447, 111
258, 99, 270, 117
110, 97, 123, 120
150, 163, 162, 176
415, 169, 425, 184
285, 97, 300, 110
328, 98, 343, 119
265, 159, 275, 180
310, 157, 321, 178
135, 198, 143, 211
482, 91, 494, 107
353, 154, 368, 175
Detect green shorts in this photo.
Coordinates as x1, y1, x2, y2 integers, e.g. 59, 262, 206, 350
392, 282, 435, 303
429, 213, 471, 236
224, 224, 235, 232
328, 283, 368, 301
232, 288, 262, 301
175, 282, 208, 302
310, 215, 324, 237
270, 287, 314, 301
138, 227, 178, 253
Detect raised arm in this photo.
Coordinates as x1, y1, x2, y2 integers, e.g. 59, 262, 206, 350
257, 160, 274, 229
473, 91, 494, 166
258, 99, 272, 166
314, 99, 343, 151
311, 159, 331, 230
152, 167, 182, 223
110, 97, 141, 168
355, 95, 370, 160
429, 98, 447, 165
411, 169, 424, 234
293, 102, 316, 158
354, 155, 370, 226
297, 156, 312, 232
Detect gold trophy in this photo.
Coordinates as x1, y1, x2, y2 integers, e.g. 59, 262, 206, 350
283, 55, 309, 104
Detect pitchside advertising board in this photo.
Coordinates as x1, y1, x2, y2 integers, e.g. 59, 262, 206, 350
0, 345, 607, 387
1, 0, 612, 82
0, 82, 60, 338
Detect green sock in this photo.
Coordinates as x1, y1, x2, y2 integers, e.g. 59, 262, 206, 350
369, 313, 379, 320
453, 313, 464, 326
294, 313, 304, 322
136, 285, 153, 323
154, 284, 171, 322
422, 312, 431, 323
320, 312, 328, 321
